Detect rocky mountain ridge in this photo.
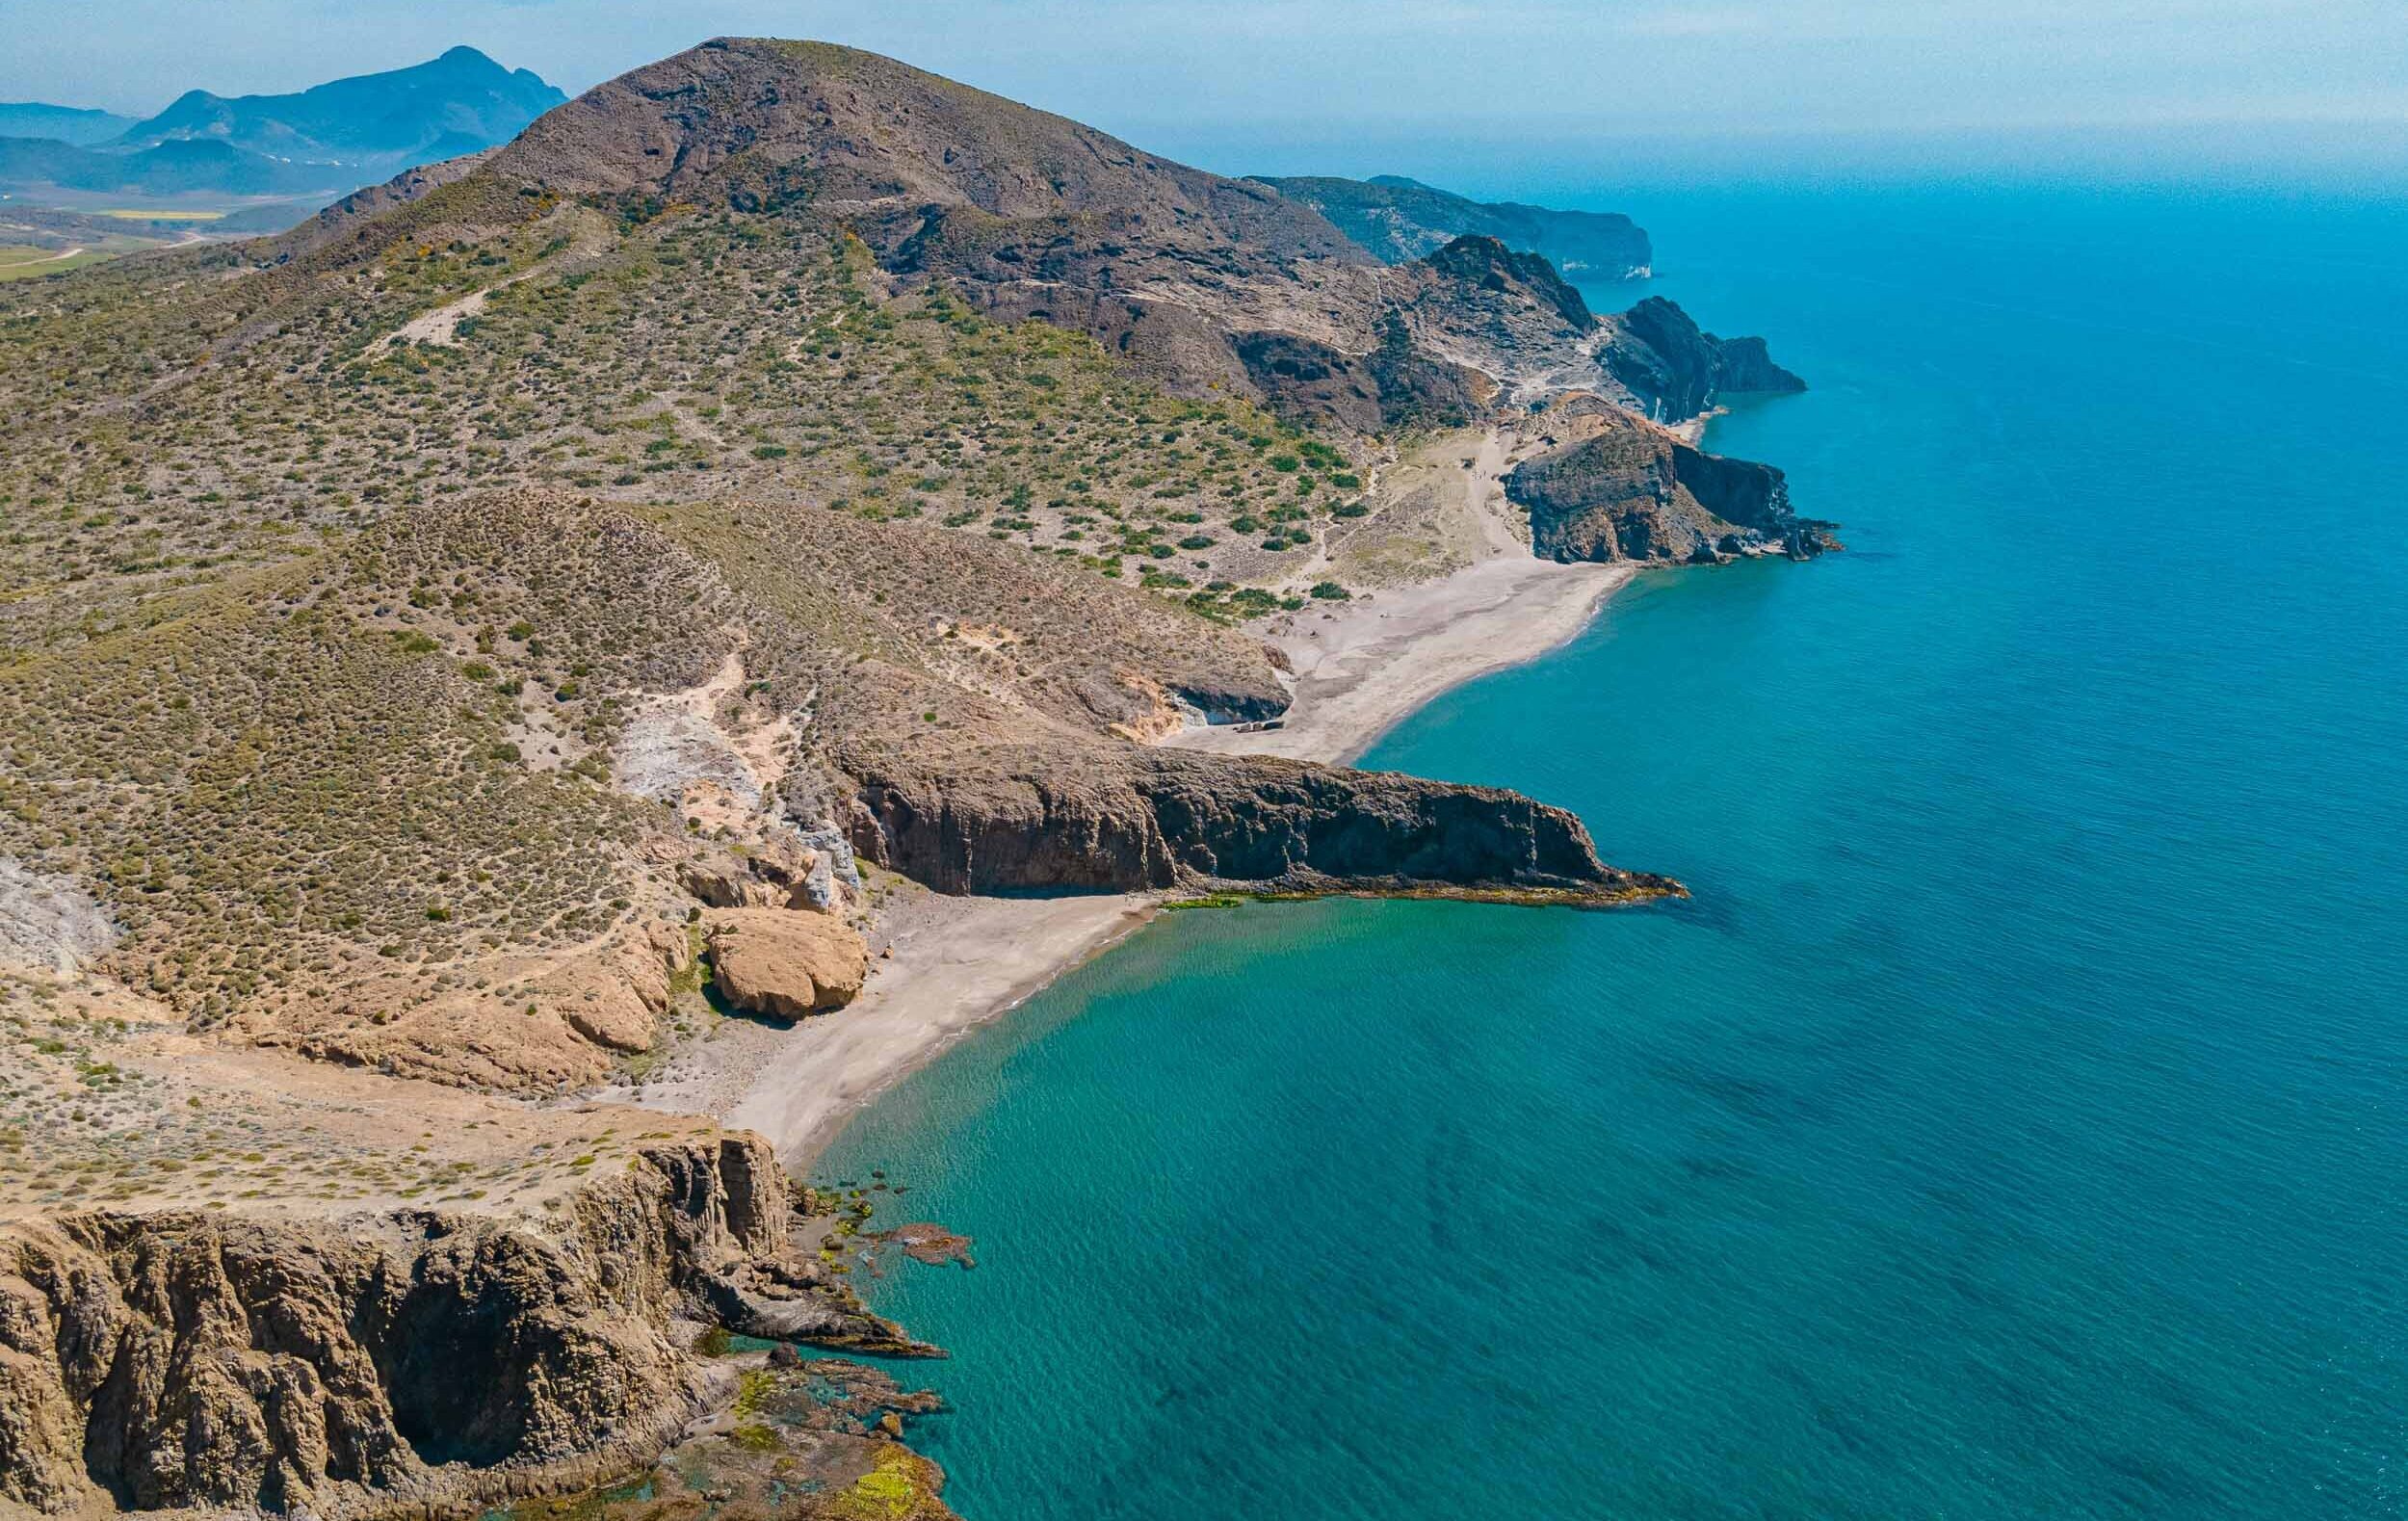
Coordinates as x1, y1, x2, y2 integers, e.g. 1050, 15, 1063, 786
0, 48, 563, 207
0, 104, 139, 148
117, 48, 563, 171
401, 38, 1789, 433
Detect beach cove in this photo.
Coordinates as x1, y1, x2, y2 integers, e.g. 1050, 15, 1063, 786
817, 184, 2408, 1519
697, 544, 1636, 1163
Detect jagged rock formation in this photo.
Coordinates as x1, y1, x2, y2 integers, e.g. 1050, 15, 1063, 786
0, 1136, 921, 1518
1254, 173, 1653, 278
1606, 297, 1806, 422
837, 739, 1679, 902
1508, 406, 1836, 564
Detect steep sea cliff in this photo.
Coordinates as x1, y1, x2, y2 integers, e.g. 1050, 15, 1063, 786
824, 185, 2408, 1519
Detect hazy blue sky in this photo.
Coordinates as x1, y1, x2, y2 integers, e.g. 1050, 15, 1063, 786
5, 0, 2402, 188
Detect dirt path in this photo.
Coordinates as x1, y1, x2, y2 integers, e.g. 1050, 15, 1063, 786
1466, 426, 1533, 556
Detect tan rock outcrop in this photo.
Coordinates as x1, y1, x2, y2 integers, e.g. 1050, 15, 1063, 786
677, 838, 835, 912
0, 1136, 924, 1517
541, 920, 692, 1054
706, 910, 869, 1020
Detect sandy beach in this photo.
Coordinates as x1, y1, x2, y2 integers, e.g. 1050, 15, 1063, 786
643, 889, 1150, 1164
1165, 556, 1633, 766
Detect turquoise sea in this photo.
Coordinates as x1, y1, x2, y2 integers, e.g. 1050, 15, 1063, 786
824, 185, 2408, 1518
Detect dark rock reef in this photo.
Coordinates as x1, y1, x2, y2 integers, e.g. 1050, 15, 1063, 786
1508, 407, 1837, 564
0, 1136, 924, 1518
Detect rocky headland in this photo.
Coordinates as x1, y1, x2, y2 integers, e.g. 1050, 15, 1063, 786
1508, 398, 1838, 564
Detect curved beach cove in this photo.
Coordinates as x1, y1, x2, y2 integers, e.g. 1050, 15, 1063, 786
823, 186, 2408, 1518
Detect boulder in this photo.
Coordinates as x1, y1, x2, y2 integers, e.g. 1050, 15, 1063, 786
706, 910, 869, 1019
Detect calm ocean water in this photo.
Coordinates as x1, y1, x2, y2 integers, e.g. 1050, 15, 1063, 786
823, 185, 2408, 1518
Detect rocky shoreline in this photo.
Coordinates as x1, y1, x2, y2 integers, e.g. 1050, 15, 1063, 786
0, 34, 1836, 1521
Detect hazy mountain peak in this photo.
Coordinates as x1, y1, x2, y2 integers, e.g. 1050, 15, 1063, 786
113, 46, 565, 168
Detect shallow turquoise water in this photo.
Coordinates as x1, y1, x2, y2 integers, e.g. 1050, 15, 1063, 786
824, 186, 2408, 1518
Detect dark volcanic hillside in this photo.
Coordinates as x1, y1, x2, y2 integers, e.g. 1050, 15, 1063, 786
495, 40, 1352, 256
426, 38, 1779, 430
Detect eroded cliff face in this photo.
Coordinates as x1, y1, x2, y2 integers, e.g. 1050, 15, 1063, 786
0, 1136, 920, 1518
835, 739, 1679, 903
1507, 408, 1836, 564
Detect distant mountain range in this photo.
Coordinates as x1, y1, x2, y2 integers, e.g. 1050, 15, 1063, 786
0, 46, 563, 201
0, 137, 332, 197
1253, 174, 1654, 279
0, 102, 138, 145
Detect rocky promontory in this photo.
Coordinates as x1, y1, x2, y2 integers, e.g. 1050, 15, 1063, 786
836, 738, 1680, 903
1607, 297, 1807, 423
1255, 173, 1655, 279
1508, 405, 1837, 564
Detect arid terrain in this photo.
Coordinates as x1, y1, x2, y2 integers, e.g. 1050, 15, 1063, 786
0, 38, 1821, 1519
